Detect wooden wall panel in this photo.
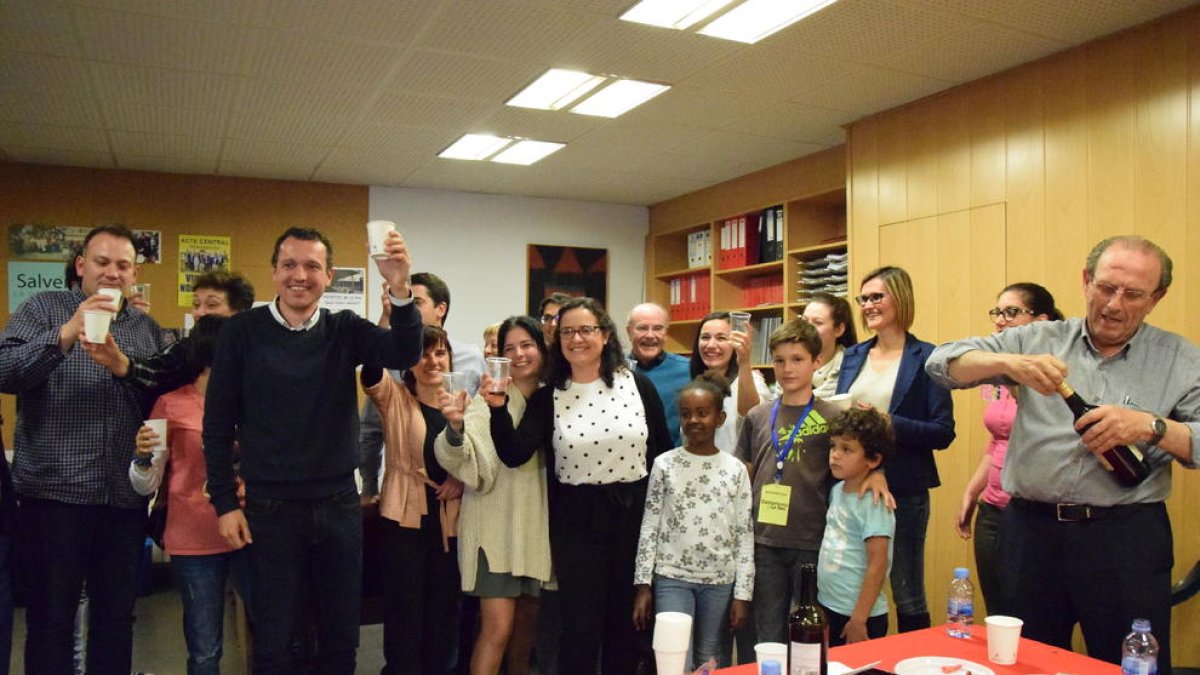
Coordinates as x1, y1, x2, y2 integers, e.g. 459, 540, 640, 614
849, 6, 1200, 664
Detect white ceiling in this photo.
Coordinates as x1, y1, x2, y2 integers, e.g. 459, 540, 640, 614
1, 0, 1194, 206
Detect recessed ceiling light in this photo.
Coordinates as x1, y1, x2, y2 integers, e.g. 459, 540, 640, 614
507, 69, 607, 111
699, 0, 838, 44
438, 134, 512, 161
570, 79, 670, 118
491, 140, 566, 165
620, 0, 736, 30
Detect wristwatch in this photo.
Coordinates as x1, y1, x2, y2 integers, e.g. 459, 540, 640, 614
134, 454, 153, 469
1149, 416, 1167, 447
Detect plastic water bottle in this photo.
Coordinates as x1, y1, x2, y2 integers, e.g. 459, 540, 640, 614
1121, 619, 1159, 675
946, 567, 974, 638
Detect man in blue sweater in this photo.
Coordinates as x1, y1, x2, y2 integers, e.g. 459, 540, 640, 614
203, 226, 423, 675
627, 302, 691, 446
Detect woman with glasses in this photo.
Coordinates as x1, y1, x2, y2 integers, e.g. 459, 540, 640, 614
436, 315, 553, 675
835, 266, 955, 633
492, 297, 671, 675
954, 283, 1061, 615
689, 311, 774, 457
802, 292, 858, 398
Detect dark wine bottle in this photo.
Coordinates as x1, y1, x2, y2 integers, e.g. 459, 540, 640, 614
1057, 381, 1150, 487
788, 563, 827, 675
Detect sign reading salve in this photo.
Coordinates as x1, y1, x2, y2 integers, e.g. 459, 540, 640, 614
9, 261, 68, 312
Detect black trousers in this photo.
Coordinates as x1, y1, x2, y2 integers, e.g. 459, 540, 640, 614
820, 604, 888, 647
381, 517, 461, 675
1001, 499, 1173, 674
552, 484, 642, 675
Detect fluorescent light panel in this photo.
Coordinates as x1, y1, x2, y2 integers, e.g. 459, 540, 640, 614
438, 134, 512, 160
506, 69, 606, 111
699, 0, 838, 44
620, 0, 736, 29
491, 140, 566, 165
570, 79, 670, 118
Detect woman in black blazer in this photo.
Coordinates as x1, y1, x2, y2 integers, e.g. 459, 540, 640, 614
836, 266, 955, 632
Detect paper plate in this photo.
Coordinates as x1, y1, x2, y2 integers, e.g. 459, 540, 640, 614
893, 656, 996, 675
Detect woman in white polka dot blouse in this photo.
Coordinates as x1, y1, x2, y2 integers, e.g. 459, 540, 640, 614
491, 297, 672, 675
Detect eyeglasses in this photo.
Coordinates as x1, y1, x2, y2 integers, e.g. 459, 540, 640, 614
1091, 280, 1151, 304
855, 292, 886, 307
988, 306, 1035, 321
558, 325, 602, 339
540, 313, 557, 325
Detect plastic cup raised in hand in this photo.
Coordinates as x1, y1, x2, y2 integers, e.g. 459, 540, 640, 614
486, 357, 511, 393
129, 283, 150, 307
730, 311, 752, 334
985, 615, 1023, 665
753, 642, 787, 675
97, 287, 123, 312
144, 419, 168, 457
83, 310, 113, 344
441, 372, 469, 409
652, 612, 692, 675
366, 220, 396, 260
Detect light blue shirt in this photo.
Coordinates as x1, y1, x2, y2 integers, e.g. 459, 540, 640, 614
635, 351, 691, 447
817, 482, 894, 617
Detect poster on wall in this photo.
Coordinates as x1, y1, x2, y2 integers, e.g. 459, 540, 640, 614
178, 235, 232, 307
320, 267, 367, 318
8, 261, 69, 313
8, 224, 162, 263
526, 244, 608, 314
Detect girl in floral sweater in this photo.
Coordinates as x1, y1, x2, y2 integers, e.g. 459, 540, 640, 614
633, 373, 754, 669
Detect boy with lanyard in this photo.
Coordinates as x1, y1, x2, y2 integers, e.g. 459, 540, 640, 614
734, 319, 889, 643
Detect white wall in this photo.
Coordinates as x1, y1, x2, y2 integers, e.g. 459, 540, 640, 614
369, 186, 648, 351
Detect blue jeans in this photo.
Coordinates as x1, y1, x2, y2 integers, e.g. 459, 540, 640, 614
653, 576, 732, 670
19, 498, 146, 675
244, 488, 362, 675
751, 545, 817, 643
891, 491, 930, 620
171, 551, 252, 675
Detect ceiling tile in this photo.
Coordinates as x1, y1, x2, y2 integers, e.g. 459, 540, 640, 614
221, 138, 332, 166
335, 124, 449, 155
251, 0, 437, 45
240, 28, 404, 88
772, 0, 963, 66
794, 66, 955, 115
99, 100, 226, 136
5, 148, 115, 168
75, 0, 259, 24
0, 91, 103, 127
232, 78, 374, 119
0, 0, 81, 57
683, 48, 858, 99
115, 154, 217, 175
90, 63, 239, 110
388, 50, 544, 102
75, 6, 244, 72
623, 85, 775, 130
216, 160, 315, 181
571, 118, 711, 155
908, 0, 1197, 44
225, 111, 348, 146
663, 129, 826, 167
0, 122, 110, 152
722, 103, 853, 144
399, 160, 504, 195
361, 91, 497, 130
0, 54, 94, 95
884, 20, 1067, 83
108, 131, 222, 160
473, 107, 604, 142
416, 1, 604, 64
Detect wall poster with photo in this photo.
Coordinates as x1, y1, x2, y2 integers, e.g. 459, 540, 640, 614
8, 223, 162, 263
526, 244, 607, 315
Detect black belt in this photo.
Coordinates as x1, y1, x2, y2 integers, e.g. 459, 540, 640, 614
1009, 497, 1148, 523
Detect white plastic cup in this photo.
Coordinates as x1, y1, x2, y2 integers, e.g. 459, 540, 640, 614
144, 419, 168, 457
986, 614, 1024, 665
183, 313, 195, 337
83, 310, 113, 344
824, 393, 853, 412
97, 287, 123, 312
486, 357, 511, 393
730, 311, 752, 333
366, 220, 396, 260
652, 611, 692, 652
441, 372, 469, 410
754, 642, 787, 675
654, 649, 686, 675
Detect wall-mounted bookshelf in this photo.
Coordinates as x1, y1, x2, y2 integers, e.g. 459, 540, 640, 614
646, 187, 848, 369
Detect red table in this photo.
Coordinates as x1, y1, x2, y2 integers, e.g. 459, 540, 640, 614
720, 625, 1120, 674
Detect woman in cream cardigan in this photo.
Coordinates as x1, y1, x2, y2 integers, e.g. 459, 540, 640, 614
436, 315, 552, 675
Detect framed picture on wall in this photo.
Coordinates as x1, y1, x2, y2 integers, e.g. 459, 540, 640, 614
527, 244, 608, 314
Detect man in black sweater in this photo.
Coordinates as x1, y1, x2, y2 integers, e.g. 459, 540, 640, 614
203, 226, 423, 675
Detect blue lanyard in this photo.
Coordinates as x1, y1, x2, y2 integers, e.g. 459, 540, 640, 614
769, 396, 814, 482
